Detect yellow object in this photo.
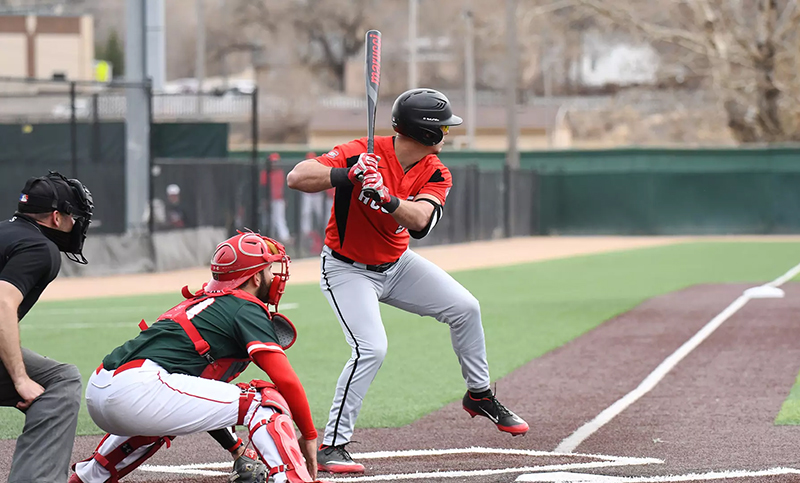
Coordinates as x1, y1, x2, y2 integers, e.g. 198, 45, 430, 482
94, 60, 111, 83
22, 125, 33, 134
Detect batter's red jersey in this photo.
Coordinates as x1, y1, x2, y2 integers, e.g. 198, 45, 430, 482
315, 136, 452, 265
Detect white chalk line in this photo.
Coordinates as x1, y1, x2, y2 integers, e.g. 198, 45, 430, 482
555, 261, 800, 454
138, 447, 661, 480
516, 467, 800, 482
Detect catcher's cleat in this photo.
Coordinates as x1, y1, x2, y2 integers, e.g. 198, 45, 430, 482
67, 473, 84, 483
229, 449, 268, 483
317, 444, 365, 474
463, 390, 529, 436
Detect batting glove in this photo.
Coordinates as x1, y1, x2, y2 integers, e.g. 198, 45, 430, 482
348, 153, 380, 184
362, 170, 390, 201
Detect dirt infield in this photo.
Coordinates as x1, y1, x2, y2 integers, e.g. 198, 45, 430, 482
25, 281, 797, 483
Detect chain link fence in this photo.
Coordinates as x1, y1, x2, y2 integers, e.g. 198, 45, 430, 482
2, 76, 538, 272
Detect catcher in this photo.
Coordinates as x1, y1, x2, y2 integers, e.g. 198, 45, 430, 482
69, 231, 323, 483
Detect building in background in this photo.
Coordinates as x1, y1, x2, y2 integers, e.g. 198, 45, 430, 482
307, 102, 562, 151
0, 14, 94, 81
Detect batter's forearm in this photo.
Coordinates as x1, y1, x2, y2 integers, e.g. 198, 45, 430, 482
390, 199, 432, 232
286, 160, 335, 193
0, 302, 27, 383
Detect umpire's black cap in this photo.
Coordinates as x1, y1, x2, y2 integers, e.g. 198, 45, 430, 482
17, 171, 92, 218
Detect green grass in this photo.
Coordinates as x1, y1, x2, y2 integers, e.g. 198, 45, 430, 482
2, 241, 800, 439
775, 370, 800, 425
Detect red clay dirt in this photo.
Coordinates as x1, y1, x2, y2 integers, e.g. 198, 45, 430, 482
5, 281, 794, 482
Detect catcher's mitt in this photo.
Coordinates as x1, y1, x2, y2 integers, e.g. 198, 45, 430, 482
229, 449, 267, 483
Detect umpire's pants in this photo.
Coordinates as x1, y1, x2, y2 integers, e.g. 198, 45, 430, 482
0, 347, 82, 483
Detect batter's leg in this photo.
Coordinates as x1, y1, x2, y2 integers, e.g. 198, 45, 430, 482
319, 252, 387, 447
381, 251, 529, 435
381, 250, 490, 392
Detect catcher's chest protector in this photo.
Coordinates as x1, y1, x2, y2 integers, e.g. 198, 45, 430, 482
138, 289, 262, 382
138, 287, 298, 382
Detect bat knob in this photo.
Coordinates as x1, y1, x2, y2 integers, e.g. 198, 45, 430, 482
361, 187, 379, 201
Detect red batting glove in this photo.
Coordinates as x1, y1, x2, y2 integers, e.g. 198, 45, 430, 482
348, 153, 380, 184
362, 170, 392, 205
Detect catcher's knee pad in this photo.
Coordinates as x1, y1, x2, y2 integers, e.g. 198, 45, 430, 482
249, 413, 313, 483
75, 434, 173, 483
237, 379, 292, 425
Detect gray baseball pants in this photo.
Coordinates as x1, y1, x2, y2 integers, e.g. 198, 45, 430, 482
320, 246, 491, 446
0, 347, 82, 483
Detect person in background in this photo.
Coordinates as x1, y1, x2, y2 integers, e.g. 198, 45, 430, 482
164, 183, 189, 230
300, 152, 325, 255
263, 153, 291, 244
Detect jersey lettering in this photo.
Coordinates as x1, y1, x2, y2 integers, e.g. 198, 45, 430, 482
357, 191, 383, 211
186, 298, 215, 319
318, 136, 452, 265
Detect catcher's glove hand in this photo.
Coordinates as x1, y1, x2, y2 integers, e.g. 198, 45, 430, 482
229, 449, 267, 483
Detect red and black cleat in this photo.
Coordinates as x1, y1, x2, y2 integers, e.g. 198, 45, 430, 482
317, 443, 365, 474
463, 391, 529, 436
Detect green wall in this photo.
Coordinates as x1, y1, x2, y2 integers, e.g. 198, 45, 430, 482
232, 146, 800, 235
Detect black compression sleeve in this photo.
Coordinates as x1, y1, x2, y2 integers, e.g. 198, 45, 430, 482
208, 428, 239, 452
384, 195, 400, 213
330, 168, 352, 187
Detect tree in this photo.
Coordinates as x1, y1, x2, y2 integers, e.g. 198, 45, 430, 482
238, 0, 373, 92
96, 29, 125, 78
572, 0, 800, 143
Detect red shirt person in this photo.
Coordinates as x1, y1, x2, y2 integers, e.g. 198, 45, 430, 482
287, 89, 528, 475
260, 153, 291, 242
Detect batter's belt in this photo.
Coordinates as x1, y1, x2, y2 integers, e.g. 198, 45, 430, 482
330, 249, 398, 273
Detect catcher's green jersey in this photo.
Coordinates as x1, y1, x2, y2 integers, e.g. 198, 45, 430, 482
103, 294, 280, 377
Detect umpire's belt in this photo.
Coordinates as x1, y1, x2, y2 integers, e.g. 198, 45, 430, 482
330, 249, 398, 273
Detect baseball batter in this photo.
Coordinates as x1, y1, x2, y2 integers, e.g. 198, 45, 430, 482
287, 88, 529, 474
69, 232, 324, 483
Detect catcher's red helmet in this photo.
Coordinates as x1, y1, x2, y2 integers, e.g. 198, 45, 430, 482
206, 231, 290, 307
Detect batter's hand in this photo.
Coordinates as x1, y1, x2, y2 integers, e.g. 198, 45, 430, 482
362, 170, 392, 205
348, 153, 380, 184
14, 376, 44, 411
299, 436, 318, 480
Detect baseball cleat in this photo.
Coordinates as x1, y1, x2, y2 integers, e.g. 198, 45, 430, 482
317, 444, 365, 474
67, 474, 85, 483
463, 390, 529, 436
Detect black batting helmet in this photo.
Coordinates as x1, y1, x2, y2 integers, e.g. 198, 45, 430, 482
391, 88, 463, 146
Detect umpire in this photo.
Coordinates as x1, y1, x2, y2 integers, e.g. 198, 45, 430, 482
0, 171, 93, 483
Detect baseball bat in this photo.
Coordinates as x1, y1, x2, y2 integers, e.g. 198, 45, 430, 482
362, 29, 382, 200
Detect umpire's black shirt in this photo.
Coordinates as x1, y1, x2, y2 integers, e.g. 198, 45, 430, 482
0, 214, 61, 320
